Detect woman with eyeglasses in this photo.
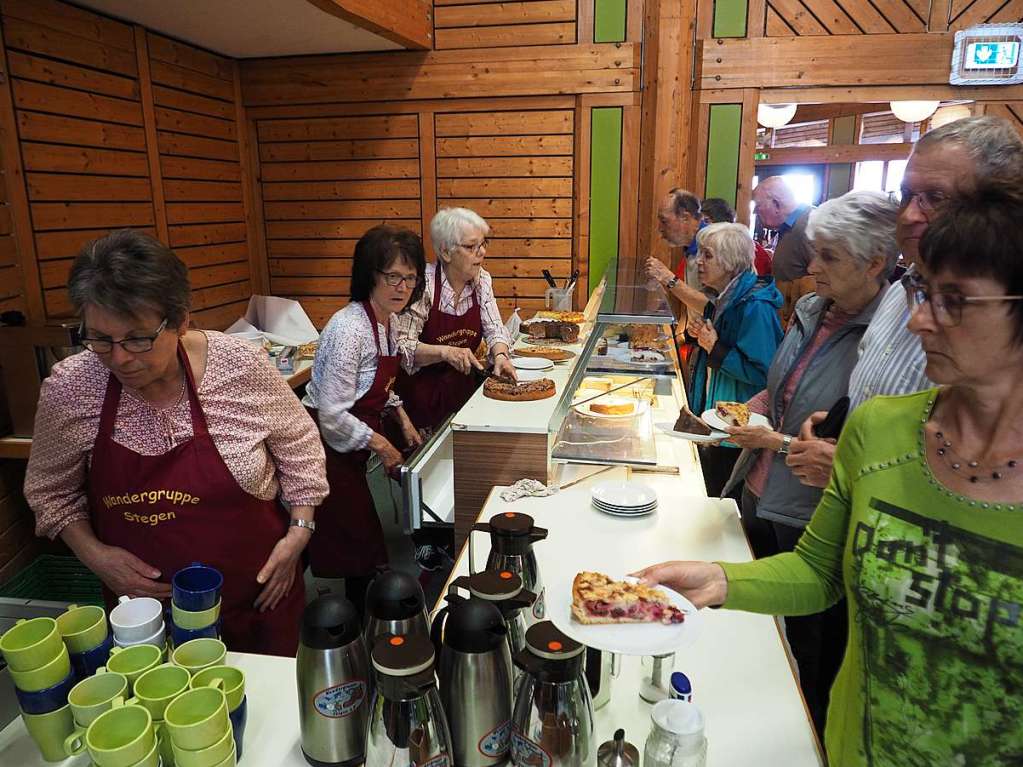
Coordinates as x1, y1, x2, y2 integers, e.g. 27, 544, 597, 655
302, 225, 426, 612
632, 183, 1023, 766
24, 229, 328, 655
393, 207, 516, 432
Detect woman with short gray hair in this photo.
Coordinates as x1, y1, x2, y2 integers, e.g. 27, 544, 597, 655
393, 206, 516, 431
25, 229, 328, 656
721, 189, 899, 735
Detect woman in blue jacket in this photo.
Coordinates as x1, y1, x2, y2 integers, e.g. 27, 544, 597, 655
650, 222, 783, 496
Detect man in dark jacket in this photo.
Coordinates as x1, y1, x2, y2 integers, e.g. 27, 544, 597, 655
753, 177, 815, 323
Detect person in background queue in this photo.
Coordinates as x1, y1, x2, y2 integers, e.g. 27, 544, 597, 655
634, 182, 1023, 766
721, 191, 900, 736
24, 230, 327, 656
646, 188, 704, 289
700, 197, 772, 277
752, 176, 816, 323
790, 116, 1023, 490
672, 223, 782, 497
394, 207, 516, 433
303, 225, 426, 616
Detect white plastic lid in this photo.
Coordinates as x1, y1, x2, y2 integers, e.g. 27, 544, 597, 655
652, 699, 704, 736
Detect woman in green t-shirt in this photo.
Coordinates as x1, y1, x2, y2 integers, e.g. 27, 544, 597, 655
635, 184, 1023, 767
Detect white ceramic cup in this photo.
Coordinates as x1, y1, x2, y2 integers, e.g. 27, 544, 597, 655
110, 597, 164, 644
113, 622, 166, 650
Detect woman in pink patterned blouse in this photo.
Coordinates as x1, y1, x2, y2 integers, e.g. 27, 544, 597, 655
24, 230, 328, 655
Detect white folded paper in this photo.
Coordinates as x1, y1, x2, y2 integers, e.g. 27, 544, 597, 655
225, 295, 319, 347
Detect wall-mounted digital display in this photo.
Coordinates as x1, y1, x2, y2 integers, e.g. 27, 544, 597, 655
951, 24, 1023, 85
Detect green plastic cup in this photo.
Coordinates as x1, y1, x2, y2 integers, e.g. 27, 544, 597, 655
0, 617, 63, 672
163, 679, 229, 751
172, 599, 222, 631
190, 665, 245, 712
134, 662, 192, 720
171, 638, 226, 675
22, 704, 76, 762
64, 670, 131, 755
9, 644, 71, 692
127, 735, 160, 767
84, 699, 156, 767
171, 726, 234, 767
57, 603, 109, 654
106, 644, 164, 691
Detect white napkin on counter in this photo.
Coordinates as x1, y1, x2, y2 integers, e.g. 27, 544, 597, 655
499, 479, 558, 502
225, 295, 319, 347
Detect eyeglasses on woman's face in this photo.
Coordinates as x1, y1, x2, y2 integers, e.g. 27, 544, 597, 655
902, 269, 1023, 327
457, 238, 489, 257
376, 270, 418, 289
80, 318, 169, 354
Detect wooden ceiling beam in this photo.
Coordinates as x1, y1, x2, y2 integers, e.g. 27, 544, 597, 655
304, 0, 434, 50
755, 142, 913, 166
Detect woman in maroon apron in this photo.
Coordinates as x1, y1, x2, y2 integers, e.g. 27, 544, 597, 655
303, 225, 426, 614
394, 207, 518, 431
24, 230, 329, 657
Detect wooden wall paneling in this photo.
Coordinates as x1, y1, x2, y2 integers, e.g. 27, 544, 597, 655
0, 460, 39, 584
1, 0, 151, 321
627, 0, 645, 40
573, 96, 591, 309
748, 0, 767, 35
618, 102, 641, 273
235, 62, 268, 296
435, 106, 575, 317
736, 88, 759, 227
258, 112, 423, 327
146, 32, 250, 329
579, 0, 596, 42
433, 0, 577, 50
247, 96, 578, 121
0, 17, 40, 323
696, 0, 714, 38
419, 111, 438, 258
134, 28, 168, 243
239, 44, 639, 105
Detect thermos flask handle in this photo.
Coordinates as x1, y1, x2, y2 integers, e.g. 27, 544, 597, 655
468, 522, 491, 575
430, 605, 449, 659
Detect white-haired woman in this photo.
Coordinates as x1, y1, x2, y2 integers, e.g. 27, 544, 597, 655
674, 223, 783, 497
720, 190, 900, 736
394, 207, 516, 431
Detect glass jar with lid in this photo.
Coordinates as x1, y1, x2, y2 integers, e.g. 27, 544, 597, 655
643, 699, 707, 767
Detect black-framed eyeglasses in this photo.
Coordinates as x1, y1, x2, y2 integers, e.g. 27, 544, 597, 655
80, 318, 169, 354
889, 188, 950, 216
457, 238, 489, 256
376, 270, 418, 288
902, 269, 1023, 327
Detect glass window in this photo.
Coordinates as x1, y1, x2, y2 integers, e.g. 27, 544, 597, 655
853, 161, 884, 192
884, 160, 908, 193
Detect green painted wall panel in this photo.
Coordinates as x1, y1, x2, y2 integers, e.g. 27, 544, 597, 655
828, 115, 856, 199
594, 0, 627, 43
589, 107, 623, 294
705, 104, 742, 207
713, 0, 748, 38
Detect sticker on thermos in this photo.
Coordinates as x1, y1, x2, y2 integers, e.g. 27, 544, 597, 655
313, 680, 367, 718
532, 588, 546, 619
511, 731, 552, 767
418, 754, 450, 767
478, 720, 511, 757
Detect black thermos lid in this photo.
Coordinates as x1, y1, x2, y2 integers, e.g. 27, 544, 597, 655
301, 594, 362, 649
442, 597, 507, 654
366, 570, 426, 621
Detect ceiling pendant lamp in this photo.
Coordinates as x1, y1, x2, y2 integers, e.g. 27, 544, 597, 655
757, 103, 798, 129
889, 100, 940, 123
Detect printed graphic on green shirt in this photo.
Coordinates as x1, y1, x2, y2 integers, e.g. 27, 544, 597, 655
850, 497, 1022, 767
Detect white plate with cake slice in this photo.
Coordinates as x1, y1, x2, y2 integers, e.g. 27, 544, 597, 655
549, 571, 702, 656
572, 397, 650, 420
702, 407, 770, 432
655, 422, 726, 444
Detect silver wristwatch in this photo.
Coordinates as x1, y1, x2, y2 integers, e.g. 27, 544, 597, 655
666, 276, 680, 290
778, 435, 793, 455
290, 518, 316, 533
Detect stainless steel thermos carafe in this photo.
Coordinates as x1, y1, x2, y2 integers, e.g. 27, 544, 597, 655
432, 590, 515, 767
364, 569, 431, 647
297, 594, 372, 767
469, 512, 548, 622
366, 634, 454, 767
448, 570, 536, 662
511, 622, 594, 767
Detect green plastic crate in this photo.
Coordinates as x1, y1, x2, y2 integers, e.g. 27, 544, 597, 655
0, 555, 104, 606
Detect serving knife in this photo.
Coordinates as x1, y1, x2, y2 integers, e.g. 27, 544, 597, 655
541, 269, 558, 289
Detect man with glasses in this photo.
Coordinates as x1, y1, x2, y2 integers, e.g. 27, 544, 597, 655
788, 116, 1023, 489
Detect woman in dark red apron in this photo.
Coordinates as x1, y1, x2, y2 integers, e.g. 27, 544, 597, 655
23, 230, 329, 658
304, 226, 426, 614
394, 208, 518, 431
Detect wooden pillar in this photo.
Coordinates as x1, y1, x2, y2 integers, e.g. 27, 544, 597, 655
636, 0, 695, 278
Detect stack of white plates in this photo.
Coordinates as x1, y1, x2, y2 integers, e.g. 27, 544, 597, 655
591, 480, 658, 517
512, 356, 555, 381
